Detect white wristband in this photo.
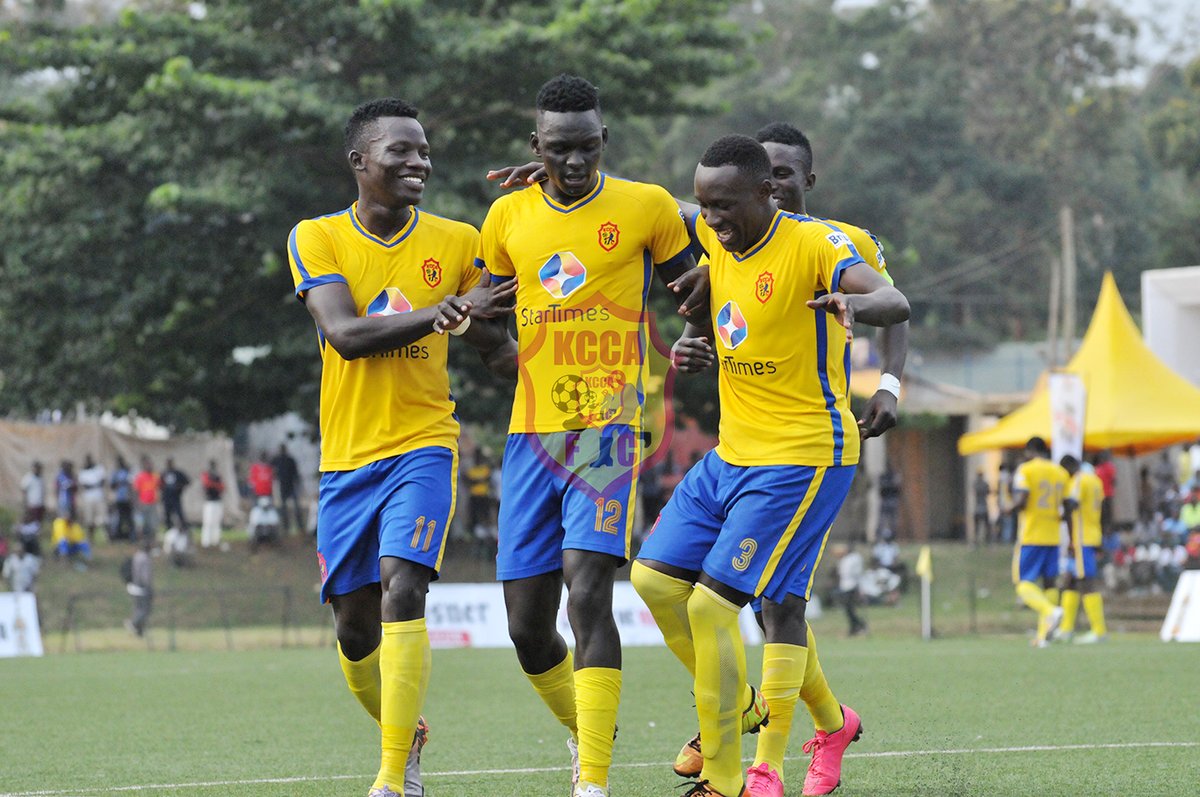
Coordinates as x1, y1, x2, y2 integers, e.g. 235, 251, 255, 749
448, 314, 472, 336
878, 372, 901, 399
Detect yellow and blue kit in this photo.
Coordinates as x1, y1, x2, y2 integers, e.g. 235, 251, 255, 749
1065, 470, 1104, 579
1013, 456, 1070, 582
476, 174, 692, 579
288, 204, 478, 600
639, 210, 867, 600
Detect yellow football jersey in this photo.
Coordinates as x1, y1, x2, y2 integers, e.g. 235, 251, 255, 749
1069, 471, 1104, 547
288, 204, 480, 471
696, 210, 867, 467
477, 174, 692, 434
1014, 457, 1069, 546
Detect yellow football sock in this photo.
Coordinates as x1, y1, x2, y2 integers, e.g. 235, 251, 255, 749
801, 625, 843, 732
338, 641, 382, 725
1060, 590, 1081, 634
1016, 580, 1054, 614
754, 643, 807, 772
1083, 592, 1107, 636
525, 650, 578, 736
374, 619, 430, 791
1036, 587, 1060, 640
631, 561, 696, 677
688, 584, 747, 797
575, 667, 621, 788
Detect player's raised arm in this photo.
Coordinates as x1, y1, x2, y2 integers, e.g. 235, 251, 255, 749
807, 262, 910, 331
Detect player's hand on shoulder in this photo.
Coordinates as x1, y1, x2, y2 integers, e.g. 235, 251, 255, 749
486, 161, 546, 189
672, 335, 714, 374
858, 391, 898, 440
669, 265, 709, 322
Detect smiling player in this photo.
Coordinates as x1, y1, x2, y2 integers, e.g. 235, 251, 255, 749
633, 135, 909, 797
287, 98, 511, 797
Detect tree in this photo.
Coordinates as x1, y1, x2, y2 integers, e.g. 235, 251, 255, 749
0, 0, 747, 430
654, 0, 1161, 346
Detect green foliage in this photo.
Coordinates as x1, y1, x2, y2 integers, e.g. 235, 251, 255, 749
0, 0, 746, 431
656, 0, 1169, 348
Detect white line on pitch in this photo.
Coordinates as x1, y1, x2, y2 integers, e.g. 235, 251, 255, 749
2, 741, 1196, 796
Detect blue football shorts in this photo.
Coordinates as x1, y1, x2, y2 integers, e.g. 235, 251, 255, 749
316, 446, 457, 603
496, 426, 640, 580
1063, 545, 1099, 579
637, 449, 857, 604
1017, 544, 1060, 583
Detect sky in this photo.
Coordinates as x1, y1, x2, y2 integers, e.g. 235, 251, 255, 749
1124, 0, 1200, 69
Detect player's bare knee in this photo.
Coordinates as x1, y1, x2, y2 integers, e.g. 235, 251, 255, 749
761, 595, 807, 645
380, 580, 427, 622
566, 586, 613, 629
507, 613, 555, 655
334, 613, 380, 659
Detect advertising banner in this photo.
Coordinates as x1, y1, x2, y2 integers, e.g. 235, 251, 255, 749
0, 592, 44, 657
425, 582, 765, 649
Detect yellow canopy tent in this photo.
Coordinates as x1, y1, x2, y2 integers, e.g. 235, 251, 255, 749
958, 272, 1200, 455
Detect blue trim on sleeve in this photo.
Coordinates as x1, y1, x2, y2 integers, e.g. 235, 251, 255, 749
831, 256, 861, 294
288, 225, 312, 282
297, 273, 348, 296
656, 243, 693, 271
472, 257, 486, 270
813, 291, 844, 466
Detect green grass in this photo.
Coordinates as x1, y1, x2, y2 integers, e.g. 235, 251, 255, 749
3, 633, 1197, 796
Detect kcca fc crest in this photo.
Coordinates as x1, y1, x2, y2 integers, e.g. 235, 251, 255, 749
755, 270, 775, 304
597, 221, 620, 252
422, 257, 442, 288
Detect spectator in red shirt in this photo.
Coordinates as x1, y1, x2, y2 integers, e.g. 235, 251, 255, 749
1093, 451, 1117, 538
248, 451, 275, 500
132, 456, 161, 543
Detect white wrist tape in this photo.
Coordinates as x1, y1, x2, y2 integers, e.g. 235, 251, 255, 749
449, 314, 472, 336
878, 372, 901, 399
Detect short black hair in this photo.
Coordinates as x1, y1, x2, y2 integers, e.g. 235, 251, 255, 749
755, 121, 814, 172
344, 98, 420, 155
699, 134, 771, 182
536, 74, 600, 113
1026, 436, 1050, 455
1060, 454, 1080, 471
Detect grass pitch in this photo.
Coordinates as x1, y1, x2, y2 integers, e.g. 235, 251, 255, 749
3, 632, 1197, 796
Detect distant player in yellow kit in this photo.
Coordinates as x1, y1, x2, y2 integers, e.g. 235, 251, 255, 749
1012, 436, 1069, 646
1058, 455, 1108, 643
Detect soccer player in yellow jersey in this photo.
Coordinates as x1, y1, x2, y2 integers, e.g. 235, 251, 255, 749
664, 122, 910, 797
1059, 455, 1108, 643
286, 98, 514, 797
634, 135, 909, 797
472, 75, 700, 797
1012, 436, 1070, 647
